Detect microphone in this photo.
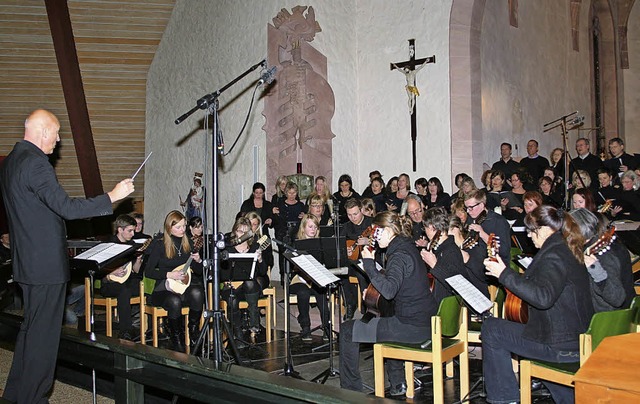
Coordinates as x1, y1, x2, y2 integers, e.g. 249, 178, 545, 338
227, 230, 254, 246
258, 65, 277, 85
568, 115, 584, 126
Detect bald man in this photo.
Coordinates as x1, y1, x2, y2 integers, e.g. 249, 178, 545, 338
0, 109, 134, 403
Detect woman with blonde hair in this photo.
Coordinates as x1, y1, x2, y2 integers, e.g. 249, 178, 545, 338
145, 210, 204, 352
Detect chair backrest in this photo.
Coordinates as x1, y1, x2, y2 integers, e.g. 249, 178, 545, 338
586, 308, 634, 351
143, 277, 156, 295
494, 287, 506, 318
437, 296, 463, 337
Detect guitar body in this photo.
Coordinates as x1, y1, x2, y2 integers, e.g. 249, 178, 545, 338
106, 262, 132, 284
347, 226, 378, 261
363, 283, 394, 317
504, 292, 529, 323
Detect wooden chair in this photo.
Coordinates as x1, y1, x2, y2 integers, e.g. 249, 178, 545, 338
218, 281, 273, 343
139, 278, 190, 350
288, 289, 337, 335
373, 296, 469, 402
519, 307, 635, 404
83, 277, 141, 337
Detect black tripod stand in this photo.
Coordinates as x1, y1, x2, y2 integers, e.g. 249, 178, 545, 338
174, 59, 272, 365
310, 282, 341, 384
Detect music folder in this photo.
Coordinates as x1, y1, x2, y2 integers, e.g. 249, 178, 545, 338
70, 242, 140, 277
283, 250, 340, 288
445, 274, 493, 314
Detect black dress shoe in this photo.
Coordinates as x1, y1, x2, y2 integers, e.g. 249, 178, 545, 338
531, 378, 544, 391
389, 382, 407, 397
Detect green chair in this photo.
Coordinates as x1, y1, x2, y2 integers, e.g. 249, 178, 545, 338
520, 308, 635, 404
373, 296, 469, 402
84, 277, 141, 337
630, 295, 640, 331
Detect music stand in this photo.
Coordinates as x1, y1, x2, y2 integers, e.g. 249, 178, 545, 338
445, 274, 493, 404
283, 250, 341, 384
70, 242, 139, 404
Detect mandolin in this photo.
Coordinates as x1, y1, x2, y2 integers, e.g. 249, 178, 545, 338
497, 234, 529, 324
106, 238, 153, 284
165, 256, 194, 295
585, 226, 616, 256
597, 199, 615, 214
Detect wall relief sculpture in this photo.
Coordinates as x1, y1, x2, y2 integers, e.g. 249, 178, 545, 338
263, 5, 336, 192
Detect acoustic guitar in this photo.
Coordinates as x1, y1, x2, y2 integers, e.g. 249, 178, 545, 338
346, 225, 377, 261
496, 234, 529, 324
425, 230, 442, 292
360, 226, 394, 317
106, 238, 153, 284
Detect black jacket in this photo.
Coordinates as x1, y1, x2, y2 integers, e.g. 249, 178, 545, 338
499, 232, 594, 347
363, 236, 437, 327
0, 140, 113, 284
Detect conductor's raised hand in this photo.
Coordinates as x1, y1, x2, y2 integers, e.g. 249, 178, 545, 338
108, 178, 135, 203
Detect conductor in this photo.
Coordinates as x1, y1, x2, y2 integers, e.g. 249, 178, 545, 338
0, 109, 135, 403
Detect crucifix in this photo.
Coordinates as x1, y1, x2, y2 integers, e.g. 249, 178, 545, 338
390, 39, 435, 172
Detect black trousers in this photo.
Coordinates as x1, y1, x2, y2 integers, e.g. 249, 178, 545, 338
4, 282, 66, 403
339, 316, 430, 392
100, 277, 140, 332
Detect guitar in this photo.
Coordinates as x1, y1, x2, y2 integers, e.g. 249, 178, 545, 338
425, 230, 443, 291
106, 238, 153, 284
585, 226, 616, 256
346, 225, 378, 260
496, 234, 529, 324
461, 210, 486, 250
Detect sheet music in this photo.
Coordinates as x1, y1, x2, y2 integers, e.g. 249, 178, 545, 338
445, 274, 493, 314
290, 253, 340, 287
74, 243, 133, 263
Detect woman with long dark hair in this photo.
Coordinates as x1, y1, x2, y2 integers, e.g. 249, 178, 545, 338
481, 206, 594, 404
240, 182, 275, 236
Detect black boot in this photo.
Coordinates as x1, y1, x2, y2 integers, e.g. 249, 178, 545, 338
245, 292, 261, 333
188, 311, 202, 352
167, 318, 186, 353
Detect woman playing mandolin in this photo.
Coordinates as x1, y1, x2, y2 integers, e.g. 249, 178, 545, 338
340, 211, 438, 396
481, 206, 594, 404
145, 210, 204, 353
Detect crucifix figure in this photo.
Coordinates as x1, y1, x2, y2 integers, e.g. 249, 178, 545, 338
390, 39, 435, 171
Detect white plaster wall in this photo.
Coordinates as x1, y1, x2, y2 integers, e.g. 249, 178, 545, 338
146, 0, 454, 234
480, 1, 593, 172
355, 0, 453, 192
624, 2, 640, 153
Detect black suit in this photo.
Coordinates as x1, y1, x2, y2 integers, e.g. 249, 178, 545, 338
1, 140, 113, 403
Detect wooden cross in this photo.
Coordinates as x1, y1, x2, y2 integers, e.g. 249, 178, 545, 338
390, 39, 435, 172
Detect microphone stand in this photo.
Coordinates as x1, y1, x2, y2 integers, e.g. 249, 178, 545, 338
175, 60, 265, 365
543, 111, 581, 210
272, 237, 304, 379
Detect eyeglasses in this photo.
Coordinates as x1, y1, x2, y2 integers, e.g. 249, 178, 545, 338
408, 208, 423, 216
465, 202, 482, 211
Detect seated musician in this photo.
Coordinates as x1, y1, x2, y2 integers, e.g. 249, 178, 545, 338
570, 208, 635, 311
594, 168, 621, 209
339, 211, 438, 396
464, 189, 511, 265
144, 210, 204, 353
482, 206, 594, 403
448, 216, 490, 299
100, 214, 143, 340
132, 212, 151, 239
405, 194, 427, 246
245, 211, 274, 269
220, 217, 268, 342
420, 207, 469, 304
291, 214, 330, 341
343, 198, 374, 320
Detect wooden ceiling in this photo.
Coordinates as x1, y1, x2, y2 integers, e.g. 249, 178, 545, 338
0, 0, 175, 199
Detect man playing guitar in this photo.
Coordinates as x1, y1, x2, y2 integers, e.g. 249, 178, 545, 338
343, 198, 374, 320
